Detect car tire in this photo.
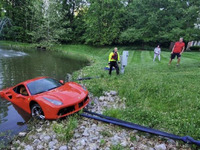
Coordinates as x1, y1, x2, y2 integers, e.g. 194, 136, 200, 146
31, 103, 45, 120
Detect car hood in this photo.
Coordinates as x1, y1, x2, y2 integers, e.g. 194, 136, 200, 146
36, 82, 88, 105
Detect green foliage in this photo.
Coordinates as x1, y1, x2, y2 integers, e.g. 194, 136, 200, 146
1, 0, 200, 45
111, 144, 126, 150
100, 131, 112, 137
53, 116, 78, 142
83, 0, 125, 45
190, 46, 200, 51
119, 0, 200, 44
100, 139, 106, 146
103, 108, 122, 119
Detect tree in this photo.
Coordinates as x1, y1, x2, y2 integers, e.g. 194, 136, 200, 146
83, 0, 125, 45
119, 0, 200, 45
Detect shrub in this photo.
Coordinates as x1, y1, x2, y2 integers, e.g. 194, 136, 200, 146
189, 46, 200, 51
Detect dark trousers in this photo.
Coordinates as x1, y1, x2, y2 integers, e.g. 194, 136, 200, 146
109, 61, 119, 75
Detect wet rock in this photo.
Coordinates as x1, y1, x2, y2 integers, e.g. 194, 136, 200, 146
155, 144, 167, 150
18, 132, 27, 137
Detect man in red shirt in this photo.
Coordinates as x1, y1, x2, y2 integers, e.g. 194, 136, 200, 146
168, 37, 185, 66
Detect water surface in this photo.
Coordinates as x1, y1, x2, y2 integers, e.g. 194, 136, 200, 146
0, 46, 88, 146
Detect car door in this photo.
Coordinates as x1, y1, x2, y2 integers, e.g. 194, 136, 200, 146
12, 84, 30, 113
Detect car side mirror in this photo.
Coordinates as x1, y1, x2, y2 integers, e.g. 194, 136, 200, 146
60, 80, 64, 84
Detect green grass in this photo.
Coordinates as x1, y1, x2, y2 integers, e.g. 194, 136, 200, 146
1, 41, 200, 146
69, 48, 200, 142
52, 115, 78, 142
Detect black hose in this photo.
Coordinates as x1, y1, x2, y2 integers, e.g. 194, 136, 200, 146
81, 110, 200, 146
75, 76, 100, 81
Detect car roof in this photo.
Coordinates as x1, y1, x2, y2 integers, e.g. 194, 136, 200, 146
18, 76, 48, 86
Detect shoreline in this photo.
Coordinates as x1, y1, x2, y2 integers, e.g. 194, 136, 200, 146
0, 41, 198, 149
10, 91, 191, 150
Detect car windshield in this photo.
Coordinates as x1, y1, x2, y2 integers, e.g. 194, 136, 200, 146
27, 78, 62, 95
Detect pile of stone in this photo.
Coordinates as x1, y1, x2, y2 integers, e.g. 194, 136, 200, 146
10, 91, 192, 150
86, 90, 126, 114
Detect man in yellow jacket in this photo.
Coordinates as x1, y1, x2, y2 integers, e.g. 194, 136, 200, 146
108, 47, 120, 75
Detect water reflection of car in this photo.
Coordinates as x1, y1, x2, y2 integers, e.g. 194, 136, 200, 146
0, 77, 90, 119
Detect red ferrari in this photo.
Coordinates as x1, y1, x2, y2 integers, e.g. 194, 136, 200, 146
0, 77, 90, 119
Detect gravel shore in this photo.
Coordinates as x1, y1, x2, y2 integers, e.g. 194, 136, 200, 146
10, 91, 193, 150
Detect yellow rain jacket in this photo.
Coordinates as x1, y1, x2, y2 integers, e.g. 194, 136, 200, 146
109, 51, 120, 62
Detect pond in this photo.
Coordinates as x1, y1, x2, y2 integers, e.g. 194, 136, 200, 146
0, 46, 88, 146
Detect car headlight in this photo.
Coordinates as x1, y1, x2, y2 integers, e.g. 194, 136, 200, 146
43, 97, 63, 105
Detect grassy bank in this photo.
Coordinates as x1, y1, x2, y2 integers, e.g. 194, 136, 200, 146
1, 41, 200, 145
54, 44, 200, 142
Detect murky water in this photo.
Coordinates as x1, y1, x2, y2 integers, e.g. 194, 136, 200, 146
0, 46, 88, 146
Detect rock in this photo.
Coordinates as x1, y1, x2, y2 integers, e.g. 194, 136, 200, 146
138, 144, 148, 150
167, 139, 176, 145
49, 141, 57, 149
18, 132, 27, 137
111, 135, 121, 145
59, 145, 68, 150
99, 96, 105, 101
80, 139, 86, 146
39, 134, 45, 140
24, 145, 34, 150
43, 135, 51, 143
77, 145, 84, 150
14, 140, 21, 145
155, 144, 167, 150
74, 133, 81, 138
20, 142, 26, 147
120, 140, 128, 147
33, 139, 40, 146
37, 145, 44, 150
130, 147, 135, 150
36, 128, 43, 132
110, 91, 117, 96
135, 135, 140, 142
83, 129, 89, 136
108, 97, 114, 102
89, 143, 98, 150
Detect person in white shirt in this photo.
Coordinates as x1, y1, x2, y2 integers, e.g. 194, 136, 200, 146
153, 45, 161, 61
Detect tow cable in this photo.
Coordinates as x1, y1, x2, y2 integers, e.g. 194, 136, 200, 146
81, 109, 200, 146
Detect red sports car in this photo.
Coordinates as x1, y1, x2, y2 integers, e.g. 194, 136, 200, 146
0, 77, 90, 119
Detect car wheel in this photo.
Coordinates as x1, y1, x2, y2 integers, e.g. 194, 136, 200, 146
31, 103, 45, 120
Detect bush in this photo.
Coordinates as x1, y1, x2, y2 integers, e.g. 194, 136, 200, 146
189, 46, 200, 51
